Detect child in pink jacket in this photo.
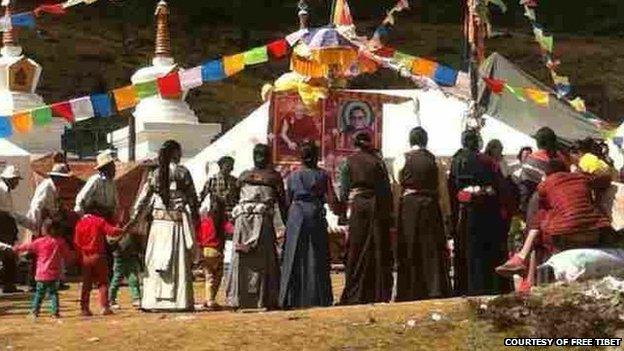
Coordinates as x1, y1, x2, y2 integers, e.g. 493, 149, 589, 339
14, 215, 72, 318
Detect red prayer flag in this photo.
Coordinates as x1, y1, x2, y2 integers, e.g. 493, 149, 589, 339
483, 77, 505, 94
34, 3, 66, 16
267, 39, 288, 59
50, 101, 74, 123
374, 46, 396, 58
157, 72, 182, 98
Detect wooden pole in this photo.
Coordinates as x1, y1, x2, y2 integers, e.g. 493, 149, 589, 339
128, 113, 136, 162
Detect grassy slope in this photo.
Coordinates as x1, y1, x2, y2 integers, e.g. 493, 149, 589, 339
15, 10, 624, 134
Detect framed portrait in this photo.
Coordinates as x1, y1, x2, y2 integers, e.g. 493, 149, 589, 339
269, 91, 324, 165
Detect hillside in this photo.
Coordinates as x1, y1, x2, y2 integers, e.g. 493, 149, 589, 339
12, 3, 624, 136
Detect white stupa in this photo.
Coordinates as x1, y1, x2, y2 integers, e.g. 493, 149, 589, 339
111, 0, 221, 162
0, 4, 64, 155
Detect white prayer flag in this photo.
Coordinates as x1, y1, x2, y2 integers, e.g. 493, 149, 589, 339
179, 66, 202, 90
70, 96, 95, 121
62, 0, 98, 9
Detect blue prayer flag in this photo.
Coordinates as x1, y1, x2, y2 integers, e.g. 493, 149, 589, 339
433, 65, 458, 87
201, 60, 225, 82
11, 12, 35, 29
0, 117, 13, 138
90, 94, 113, 118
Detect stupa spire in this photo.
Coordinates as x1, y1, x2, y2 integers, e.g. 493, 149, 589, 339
3, 1, 16, 47
154, 0, 171, 58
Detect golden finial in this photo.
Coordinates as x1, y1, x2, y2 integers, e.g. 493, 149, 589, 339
3, 1, 15, 47
154, 0, 171, 58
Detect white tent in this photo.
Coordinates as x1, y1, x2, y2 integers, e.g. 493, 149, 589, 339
0, 139, 33, 240
185, 89, 538, 188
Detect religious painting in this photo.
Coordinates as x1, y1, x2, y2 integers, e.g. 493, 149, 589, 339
269, 91, 324, 165
8, 58, 36, 93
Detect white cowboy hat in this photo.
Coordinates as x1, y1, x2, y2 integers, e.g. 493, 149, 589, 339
0, 165, 22, 179
95, 150, 116, 170
48, 163, 72, 177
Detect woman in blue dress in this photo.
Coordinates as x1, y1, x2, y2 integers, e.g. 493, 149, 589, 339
279, 142, 338, 309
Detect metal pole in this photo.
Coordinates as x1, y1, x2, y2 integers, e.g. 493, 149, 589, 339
128, 112, 136, 162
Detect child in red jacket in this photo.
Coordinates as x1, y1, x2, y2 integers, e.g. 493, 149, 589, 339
73, 204, 124, 316
13, 215, 72, 319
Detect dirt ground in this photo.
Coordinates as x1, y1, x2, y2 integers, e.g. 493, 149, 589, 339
0, 273, 523, 351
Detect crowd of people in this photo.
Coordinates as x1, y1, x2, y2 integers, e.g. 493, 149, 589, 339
0, 124, 620, 318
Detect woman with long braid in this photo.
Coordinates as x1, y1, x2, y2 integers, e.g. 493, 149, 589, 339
128, 140, 199, 311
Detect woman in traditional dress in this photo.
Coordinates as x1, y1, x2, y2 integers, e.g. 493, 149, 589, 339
394, 127, 450, 301
128, 140, 199, 311
279, 142, 336, 309
448, 130, 508, 296
337, 132, 393, 305
226, 144, 287, 310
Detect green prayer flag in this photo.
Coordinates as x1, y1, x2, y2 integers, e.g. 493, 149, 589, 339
133, 80, 158, 99
31, 106, 52, 126
244, 46, 269, 66
504, 84, 527, 102
392, 51, 416, 68
539, 35, 554, 52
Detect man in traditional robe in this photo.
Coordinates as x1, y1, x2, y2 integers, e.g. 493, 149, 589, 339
393, 127, 450, 301
338, 132, 393, 305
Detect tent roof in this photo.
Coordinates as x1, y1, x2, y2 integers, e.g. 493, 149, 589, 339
0, 139, 30, 157
478, 52, 602, 143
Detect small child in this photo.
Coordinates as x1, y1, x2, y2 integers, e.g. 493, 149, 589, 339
13, 215, 72, 319
73, 204, 124, 316
108, 232, 142, 309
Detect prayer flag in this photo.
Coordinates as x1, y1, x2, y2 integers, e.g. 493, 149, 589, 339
157, 72, 182, 98
90, 94, 112, 118
532, 26, 543, 40
0, 117, 12, 137
0, 16, 10, 32
222, 54, 245, 76
31, 106, 52, 125
411, 57, 437, 77
523, 88, 549, 107
200, 60, 225, 82
133, 80, 158, 99
374, 46, 395, 58
538, 35, 553, 52
267, 39, 288, 59
34, 4, 66, 16
244, 46, 269, 66
11, 112, 32, 133
11, 12, 35, 28
504, 84, 527, 102
112, 86, 138, 111
50, 101, 74, 123
523, 6, 536, 21
569, 97, 586, 113
483, 77, 505, 94
520, 0, 538, 7
392, 51, 415, 69
332, 0, 354, 26
432, 65, 458, 87
179, 66, 203, 90
69, 96, 95, 121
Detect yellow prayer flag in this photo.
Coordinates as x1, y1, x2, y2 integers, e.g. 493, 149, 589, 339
11, 111, 33, 133
569, 97, 586, 112
112, 86, 138, 111
523, 88, 549, 107
222, 54, 245, 77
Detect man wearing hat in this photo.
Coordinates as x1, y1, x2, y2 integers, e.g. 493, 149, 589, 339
0, 165, 23, 293
74, 150, 118, 220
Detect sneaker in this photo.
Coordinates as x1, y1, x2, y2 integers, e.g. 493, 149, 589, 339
495, 254, 528, 278
100, 308, 114, 316
80, 310, 93, 317
110, 301, 121, 310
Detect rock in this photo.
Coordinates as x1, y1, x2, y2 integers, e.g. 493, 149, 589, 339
405, 319, 417, 328
431, 313, 442, 322
87, 337, 100, 343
